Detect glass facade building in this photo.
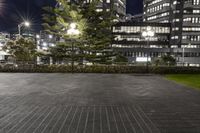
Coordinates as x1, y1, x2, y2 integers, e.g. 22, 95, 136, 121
67, 0, 126, 20
112, 21, 200, 65
144, 0, 200, 48
112, 22, 171, 63
0, 33, 10, 61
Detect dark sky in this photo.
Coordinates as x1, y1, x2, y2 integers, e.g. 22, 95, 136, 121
0, 0, 143, 32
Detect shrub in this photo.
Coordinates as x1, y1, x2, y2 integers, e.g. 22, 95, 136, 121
151, 66, 200, 74
0, 65, 200, 74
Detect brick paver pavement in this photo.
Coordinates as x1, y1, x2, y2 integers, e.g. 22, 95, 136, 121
0, 74, 200, 133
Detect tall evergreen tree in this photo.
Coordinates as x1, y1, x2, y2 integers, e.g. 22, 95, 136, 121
80, 0, 116, 64
42, 0, 87, 64
43, 0, 117, 64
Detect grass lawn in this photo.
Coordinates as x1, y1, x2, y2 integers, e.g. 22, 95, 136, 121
166, 74, 200, 90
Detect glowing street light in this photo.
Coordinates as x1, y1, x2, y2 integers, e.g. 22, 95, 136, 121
67, 23, 80, 36
18, 21, 30, 37
70, 23, 76, 29
24, 21, 30, 27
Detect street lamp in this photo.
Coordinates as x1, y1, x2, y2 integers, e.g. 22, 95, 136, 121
182, 43, 191, 66
18, 21, 30, 37
24, 21, 30, 27
67, 23, 80, 73
142, 26, 155, 72
67, 23, 80, 35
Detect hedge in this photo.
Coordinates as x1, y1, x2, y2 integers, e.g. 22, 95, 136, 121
0, 65, 200, 74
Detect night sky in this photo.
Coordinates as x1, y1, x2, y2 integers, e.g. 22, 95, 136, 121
0, 0, 143, 33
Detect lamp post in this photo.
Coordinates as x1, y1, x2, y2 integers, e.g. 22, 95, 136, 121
142, 27, 155, 73
182, 47, 185, 66
67, 23, 80, 73
18, 21, 30, 37
182, 43, 191, 66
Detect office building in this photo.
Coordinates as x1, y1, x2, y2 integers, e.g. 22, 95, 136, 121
36, 32, 57, 64
66, 0, 126, 20
144, 0, 200, 48
138, 0, 200, 65
112, 22, 171, 63
112, 21, 200, 65
0, 33, 10, 62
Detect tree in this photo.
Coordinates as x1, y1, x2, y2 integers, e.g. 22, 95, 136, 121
153, 55, 176, 66
49, 42, 72, 64
80, 0, 116, 64
161, 55, 176, 66
42, 0, 87, 64
2, 37, 37, 64
43, 0, 116, 64
114, 54, 128, 64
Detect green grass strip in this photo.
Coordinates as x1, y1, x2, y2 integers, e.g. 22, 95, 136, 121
166, 74, 200, 90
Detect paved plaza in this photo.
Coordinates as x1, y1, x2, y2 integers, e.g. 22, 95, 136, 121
0, 73, 200, 133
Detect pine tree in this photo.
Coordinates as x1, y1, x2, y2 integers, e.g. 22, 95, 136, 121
43, 0, 117, 64
80, 0, 116, 64
2, 37, 36, 64
42, 0, 87, 64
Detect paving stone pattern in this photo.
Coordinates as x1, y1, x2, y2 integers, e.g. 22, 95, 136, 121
0, 74, 200, 133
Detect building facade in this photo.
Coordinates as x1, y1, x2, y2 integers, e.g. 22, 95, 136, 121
67, 0, 126, 20
36, 31, 57, 64
0, 33, 10, 62
144, 0, 200, 48
112, 22, 171, 63
112, 21, 200, 66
